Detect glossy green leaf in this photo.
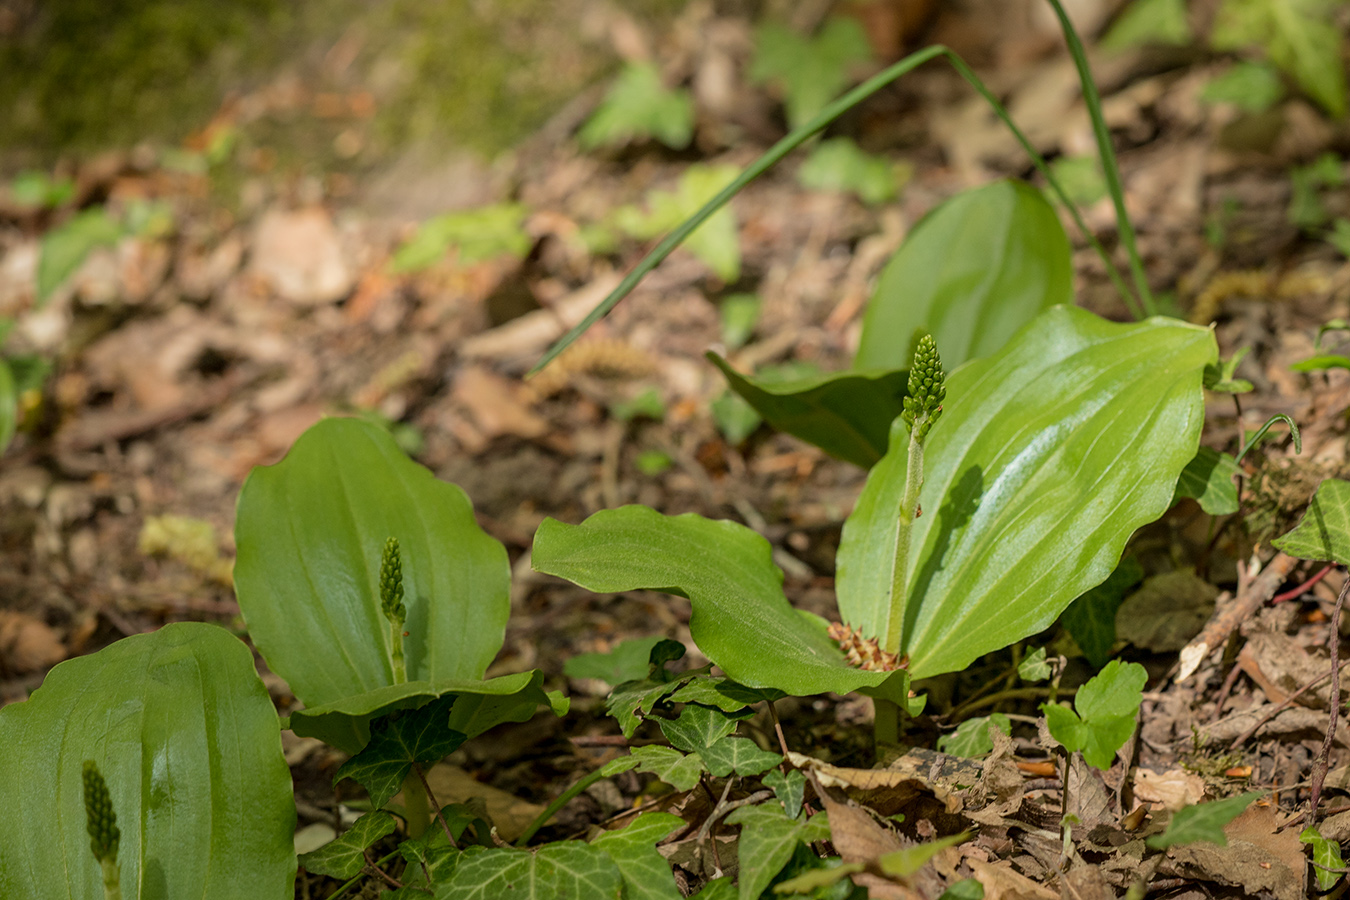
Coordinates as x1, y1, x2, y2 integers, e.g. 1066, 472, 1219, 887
855, 180, 1073, 374
837, 307, 1214, 677
763, 769, 807, 819
1173, 447, 1241, 515
699, 737, 783, 778
436, 841, 623, 899
0, 623, 296, 899
708, 353, 907, 467
531, 506, 901, 698
37, 207, 123, 302
1146, 792, 1262, 849
659, 703, 751, 753
936, 714, 1011, 758
1291, 354, 1350, 372
298, 811, 396, 879
1272, 478, 1350, 565
1059, 556, 1144, 669
333, 696, 466, 809
692, 877, 737, 900
606, 666, 703, 740
578, 63, 694, 150
666, 677, 784, 712
628, 746, 707, 792
235, 417, 511, 708
1042, 660, 1146, 770
798, 137, 899, 205
1204, 347, 1255, 394
1301, 825, 1345, 891
591, 812, 685, 900
725, 803, 831, 900
565, 636, 667, 686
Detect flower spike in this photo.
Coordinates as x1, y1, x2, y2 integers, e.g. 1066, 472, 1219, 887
902, 332, 946, 441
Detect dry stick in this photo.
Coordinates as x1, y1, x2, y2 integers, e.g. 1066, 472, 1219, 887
1308, 571, 1350, 825
766, 701, 793, 760
1229, 658, 1350, 749
1273, 563, 1334, 603
1176, 551, 1299, 683
411, 761, 458, 850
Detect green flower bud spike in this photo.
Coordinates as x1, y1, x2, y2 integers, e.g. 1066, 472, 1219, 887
902, 333, 946, 441
380, 537, 408, 684
82, 760, 122, 900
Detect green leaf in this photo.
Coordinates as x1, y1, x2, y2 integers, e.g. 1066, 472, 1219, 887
531, 506, 902, 698
235, 417, 511, 709
1301, 825, 1345, 891
1046, 156, 1108, 208
1272, 478, 1350, 565
939, 879, 985, 900
708, 353, 908, 467
1292, 354, 1350, 372
299, 810, 397, 879
615, 165, 741, 282
1200, 61, 1285, 112
1204, 348, 1255, 394
659, 703, 751, 753
1060, 556, 1144, 669
692, 878, 737, 899
565, 636, 667, 686
1173, 447, 1241, 515
332, 696, 467, 809
627, 745, 707, 792
611, 388, 665, 423
0, 356, 15, 454
763, 769, 807, 819
605, 649, 704, 740
1146, 792, 1262, 848
720, 294, 761, 350
1042, 660, 1147, 769
390, 204, 530, 273
435, 841, 623, 899
798, 138, 899, 205
1287, 153, 1344, 231
879, 832, 969, 877
838, 307, 1214, 677
711, 389, 763, 445
1211, 0, 1346, 117
771, 859, 863, 895
698, 737, 783, 778
666, 676, 784, 712
751, 18, 873, 129
855, 180, 1073, 374
579, 63, 694, 150
37, 207, 123, 302
591, 812, 686, 900
937, 714, 1011, 758
1018, 649, 1051, 682
725, 804, 831, 900
1100, 0, 1193, 51
0, 623, 296, 898
1329, 218, 1350, 259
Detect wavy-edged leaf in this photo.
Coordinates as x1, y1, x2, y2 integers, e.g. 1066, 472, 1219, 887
838, 307, 1214, 677
333, 696, 467, 809
1173, 446, 1240, 515
299, 811, 396, 879
725, 804, 831, 900
591, 812, 686, 900
659, 703, 751, 753
235, 417, 511, 708
855, 180, 1073, 373
1272, 478, 1350, 566
699, 737, 782, 778
531, 506, 901, 697
436, 841, 623, 899
0, 622, 296, 899
629, 746, 707, 792
708, 353, 907, 467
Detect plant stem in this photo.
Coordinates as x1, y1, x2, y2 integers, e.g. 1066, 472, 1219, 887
100, 859, 121, 900
402, 770, 430, 839
515, 765, 612, 847
390, 623, 406, 685
884, 426, 925, 656
874, 697, 900, 748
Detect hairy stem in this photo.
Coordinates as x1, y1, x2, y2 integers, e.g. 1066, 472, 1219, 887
401, 770, 430, 839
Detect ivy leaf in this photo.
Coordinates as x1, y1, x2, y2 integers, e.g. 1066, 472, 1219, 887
1211, 0, 1346, 118
438, 841, 624, 898
1017, 648, 1051, 682
579, 63, 694, 150
591, 812, 686, 900
398, 804, 481, 889
1301, 825, 1346, 891
333, 695, 467, 809
1272, 478, 1350, 566
691, 878, 737, 899
798, 138, 899, 205
615, 165, 741, 281
1146, 792, 1263, 848
659, 703, 752, 753
763, 769, 807, 819
936, 714, 1011, 759
750, 18, 873, 129
1173, 447, 1241, 516
298, 810, 397, 879
666, 676, 784, 713
725, 803, 831, 900
565, 636, 666, 686
629, 745, 707, 792
1059, 556, 1144, 669
1041, 660, 1146, 770
699, 737, 783, 778
389, 203, 530, 273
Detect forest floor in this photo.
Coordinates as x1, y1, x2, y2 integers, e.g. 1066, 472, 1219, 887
4, 1, 1350, 898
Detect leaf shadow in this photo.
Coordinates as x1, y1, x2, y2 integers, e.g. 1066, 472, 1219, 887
906, 464, 983, 645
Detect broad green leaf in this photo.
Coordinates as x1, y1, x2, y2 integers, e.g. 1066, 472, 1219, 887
0, 623, 296, 899
708, 353, 908, 467
1202, 61, 1285, 112
1042, 660, 1147, 770
37, 207, 123, 302
531, 506, 902, 698
298, 811, 396, 879
1059, 556, 1144, 669
659, 703, 751, 753
1146, 792, 1263, 848
1301, 825, 1345, 891
1173, 447, 1241, 515
1272, 478, 1350, 565
579, 63, 694, 150
628, 746, 707, 792
763, 769, 807, 819
436, 841, 623, 899
591, 812, 685, 900
798, 138, 899, 205
726, 804, 831, 900
332, 696, 467, 809
235, 417, 510, 708
699, 737, 783, 778
1212, 0, 1346, 117
855, 180, 1073, 374
936, 714, 1011, 758
287, 670, 551, 755
0, 356, 14, 453
1100, 0, 1192, 51
389, 204, 530, 272
838, 307, 1214, 677
750, 18, 872, 128
565, 636, 667, 686
666, 676, 784, 712
615, 165, 741, 282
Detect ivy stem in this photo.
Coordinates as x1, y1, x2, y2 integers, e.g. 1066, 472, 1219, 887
515, 765, 612, 847
401, 770, 431, 839
884, 424, 926, 656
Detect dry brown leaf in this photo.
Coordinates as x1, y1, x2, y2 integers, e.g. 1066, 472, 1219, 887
968, 858, 1058, 900
415, 763, 543, 843
1133, 769, 1205, 813
249, 207, 354, 305
453, 366, 549, 440
788, 750, 964, 814
0, 611, 65, 674
1060, 865, 1114, 900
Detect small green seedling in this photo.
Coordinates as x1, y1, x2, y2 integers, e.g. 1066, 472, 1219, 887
751, 17, 873, 130
1042, 660, 1147, 770
389, 203, 531, 273
578, 62, 694, 150
1301, 825, 1346, 891
614, 164, 742, 282
798, 137, 901, 205
937, 714, 1012, 758
1200, 61, 1284, 113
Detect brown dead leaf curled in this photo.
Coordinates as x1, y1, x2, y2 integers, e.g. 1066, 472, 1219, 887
787, 750, 964, 815
1132, 769, 1205, 813
0, 611, 65, 675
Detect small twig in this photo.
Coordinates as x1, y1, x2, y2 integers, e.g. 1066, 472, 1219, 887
699, 787, 774, 845
363, 849, 404, 890
697, 778, 739, 843
1308, 569, 1350, 824
1211, 655, 1246, 718
1273, 563, 1334, 603
411, 762, 457, 850
1177, 551, 1298, 683
766, 701, 792, 760
1229, 657, 1350, 749
327, 849, 402, 900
